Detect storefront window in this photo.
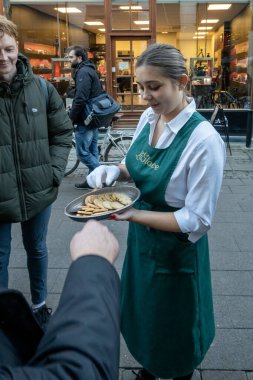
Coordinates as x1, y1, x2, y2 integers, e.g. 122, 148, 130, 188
156, 1, 252, 109
111, 0, 150, 30
10, 1, 106, 95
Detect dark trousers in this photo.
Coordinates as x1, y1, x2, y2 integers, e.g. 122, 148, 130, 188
174, 373, 193, 380
140, 368, 193, 380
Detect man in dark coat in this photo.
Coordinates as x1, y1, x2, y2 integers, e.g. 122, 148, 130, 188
68, 45, 103, 189
0, 16, 72, 330
0, 220, 120, 380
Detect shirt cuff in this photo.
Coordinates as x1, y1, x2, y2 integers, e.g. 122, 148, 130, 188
174, 207, 210, 243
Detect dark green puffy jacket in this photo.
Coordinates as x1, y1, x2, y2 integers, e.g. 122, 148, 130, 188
0, 54, 73, 223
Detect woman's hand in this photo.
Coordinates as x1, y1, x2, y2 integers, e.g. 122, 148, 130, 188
109, 207, 138, 221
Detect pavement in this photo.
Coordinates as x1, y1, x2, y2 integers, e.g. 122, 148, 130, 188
8, 142, 253, 380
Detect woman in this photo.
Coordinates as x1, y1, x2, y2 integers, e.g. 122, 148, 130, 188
87, 44, 226, 380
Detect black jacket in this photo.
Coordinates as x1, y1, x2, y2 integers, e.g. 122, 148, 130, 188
70, 60, 102, 124
0, 256, 120, 380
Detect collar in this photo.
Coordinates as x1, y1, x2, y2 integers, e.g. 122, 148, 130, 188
146, 97, 196, 134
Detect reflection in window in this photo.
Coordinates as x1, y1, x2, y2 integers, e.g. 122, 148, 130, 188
156, 1, 252, 109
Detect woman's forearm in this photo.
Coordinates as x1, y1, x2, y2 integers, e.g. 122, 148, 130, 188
127, 209, 182, 232
118, 164, 131, 181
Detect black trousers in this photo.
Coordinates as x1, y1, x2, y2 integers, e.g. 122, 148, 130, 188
139, 368, 193, 380
174, 373, 193, 380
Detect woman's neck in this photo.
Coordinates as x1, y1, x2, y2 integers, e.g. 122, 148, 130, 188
161, 98, 189, 123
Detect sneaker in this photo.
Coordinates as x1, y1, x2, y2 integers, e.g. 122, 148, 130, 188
33, 304, 52, 331
74, 180, 93, 189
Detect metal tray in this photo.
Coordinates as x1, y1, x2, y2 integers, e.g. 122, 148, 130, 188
64, 185, 140, 222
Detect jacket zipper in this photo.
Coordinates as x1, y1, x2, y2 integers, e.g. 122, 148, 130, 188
8, 92, 28, 220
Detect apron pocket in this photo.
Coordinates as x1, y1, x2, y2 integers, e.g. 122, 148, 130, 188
154, 230, 197, 275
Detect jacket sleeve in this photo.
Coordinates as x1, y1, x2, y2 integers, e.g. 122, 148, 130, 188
0, 256, 120, 380
47, 82, 73, 186
69, 67, 93, 123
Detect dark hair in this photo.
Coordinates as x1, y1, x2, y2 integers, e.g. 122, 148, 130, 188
67, 45, 88, 61
136, 43, 188, 83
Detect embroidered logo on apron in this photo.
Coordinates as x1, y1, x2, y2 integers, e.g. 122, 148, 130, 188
136, 150, 160, 170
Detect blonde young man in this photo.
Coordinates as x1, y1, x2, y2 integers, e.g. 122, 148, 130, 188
0, 16, 72, 329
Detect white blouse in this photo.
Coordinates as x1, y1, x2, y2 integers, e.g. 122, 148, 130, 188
125, 98, 226, 243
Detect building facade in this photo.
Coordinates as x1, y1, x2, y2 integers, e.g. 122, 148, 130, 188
1, 1, 253, 139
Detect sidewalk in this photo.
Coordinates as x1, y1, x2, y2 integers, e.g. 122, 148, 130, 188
8, 143, 253, 380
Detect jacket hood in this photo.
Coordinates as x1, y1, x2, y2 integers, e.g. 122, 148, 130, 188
0, 53, 33, 94
16, 53, 34, 81
78, 59, 96, 70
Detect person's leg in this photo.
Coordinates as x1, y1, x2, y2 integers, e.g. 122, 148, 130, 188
173, 372, 194, 380
21, 206, 51, 306
88, 128, 99, 173
75, 125, 100, 173
0, 224, 12, 288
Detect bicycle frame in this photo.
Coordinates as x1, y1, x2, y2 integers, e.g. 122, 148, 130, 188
98, 126, 133, 163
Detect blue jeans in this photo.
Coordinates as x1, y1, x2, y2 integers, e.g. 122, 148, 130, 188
0, 206, 51, 305
75, 124, 100, 173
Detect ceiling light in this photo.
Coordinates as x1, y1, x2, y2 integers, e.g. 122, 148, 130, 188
201, 19, 219, 24
208, 4, 232, 10
134, 21, 149, 25
119, 6, 142, 10
195, 32, 208, 35
54, 7, 81, 14
193, 36, 204, 39
198, 26, 213, 30
140, 28, 149, 30
98, 28, 106, 32
84, 21, 104, 26
162, 32, 168, 34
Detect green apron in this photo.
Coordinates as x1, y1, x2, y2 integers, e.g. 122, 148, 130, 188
121, 112, 215, 379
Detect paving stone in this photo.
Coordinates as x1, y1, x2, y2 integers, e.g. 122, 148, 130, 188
202, 370, 247, 380
210, 250, 253, 271
222, 178, 244, 186
232, 223, 253, 251
49, 268, 68, 293
8, 248, 26, 268
213, 295, 253, 328
216, 193, 244, 211
9, 268, 61, 294
229, 185, 253, 194
201, 329, 253, 370
211, 271, 253, 296
208, 224, 239, 252
220, 185, 232, 194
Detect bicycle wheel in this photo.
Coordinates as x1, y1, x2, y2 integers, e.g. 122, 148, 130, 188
104, 136, 132, 163
64, 140, 80, 177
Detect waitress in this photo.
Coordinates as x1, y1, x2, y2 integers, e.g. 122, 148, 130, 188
87, 43, 226, 380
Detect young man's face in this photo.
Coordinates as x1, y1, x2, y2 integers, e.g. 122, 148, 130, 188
0, 33, 18, 82
68, 49, 82, 68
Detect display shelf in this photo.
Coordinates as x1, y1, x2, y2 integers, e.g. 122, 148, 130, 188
32, 68, 51, 74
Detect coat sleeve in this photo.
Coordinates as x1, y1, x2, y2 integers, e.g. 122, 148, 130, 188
47, 82, 73, 186
0, 256, 120, 380
69, 67, 93, 123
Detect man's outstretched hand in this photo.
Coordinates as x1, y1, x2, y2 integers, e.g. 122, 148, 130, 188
70, 220, 119, 264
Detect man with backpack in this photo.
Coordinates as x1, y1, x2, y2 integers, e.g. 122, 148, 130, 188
68, 45, 103, 189
0, 16, 72, 330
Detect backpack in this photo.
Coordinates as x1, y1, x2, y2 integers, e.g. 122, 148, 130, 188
82, 91, 121, 129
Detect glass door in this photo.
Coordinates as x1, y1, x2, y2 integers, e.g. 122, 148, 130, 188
112, 37, 150, 112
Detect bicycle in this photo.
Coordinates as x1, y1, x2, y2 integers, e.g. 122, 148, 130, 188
64, 116, 133, 177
